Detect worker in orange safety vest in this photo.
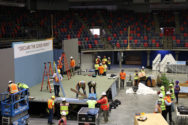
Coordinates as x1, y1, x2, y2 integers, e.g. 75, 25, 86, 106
119, 69, 126, 89
164, 91, 173, 123
70, 56, 76, 76
98, 63, 104, 76
97, 92, 109, 123
48, 96, 55, 124
8, 80, 19, 109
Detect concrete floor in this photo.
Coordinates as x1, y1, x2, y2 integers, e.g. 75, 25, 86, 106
29, 66, 188, 125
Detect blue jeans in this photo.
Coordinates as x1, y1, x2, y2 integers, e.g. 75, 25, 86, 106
48, 109, 53, 123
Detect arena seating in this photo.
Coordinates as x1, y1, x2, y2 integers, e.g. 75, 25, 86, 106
0, 7, 187, 49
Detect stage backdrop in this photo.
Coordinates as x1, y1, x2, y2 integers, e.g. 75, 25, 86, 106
14, 39, 53, 87
0, 48, 15, 93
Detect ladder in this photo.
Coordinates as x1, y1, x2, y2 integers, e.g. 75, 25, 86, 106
41, 63, 52, 93
59, 52, 71, 80
48, 62, 54, 76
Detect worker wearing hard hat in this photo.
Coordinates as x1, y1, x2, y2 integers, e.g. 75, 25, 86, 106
120, 69, 126, 89
102, 56, 107, 64
48, 96, 55, 124
98, 63, 104, 76
97, 92, 109, 123
58, 111, 67, 125
94, 62, 99, 76
134, 70, 139, 87
158, 93, 166, 119
160, 86, 165, 98
8, 80, 19, 109
53, 69, 63, 97
60, 98, 69, 116
95, 56, 101, 64
70, 56, 76, 76
87, 97, 97, 109
88, 81, 97, 94
164, 91, 173, 123
169, 84, 175, 101
102, 61, 107, 76
107, 57, 111, 70
76, 80, 86, 98
58, 57, 63, 75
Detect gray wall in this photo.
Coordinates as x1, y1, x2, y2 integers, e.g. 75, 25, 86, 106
63, 38, 80, 68
81, 53, 95, 71
0, 48, 15, 93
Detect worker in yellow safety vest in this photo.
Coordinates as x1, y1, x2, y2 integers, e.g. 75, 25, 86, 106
95, 56, 101, 64
94, 62, 99, 76
87, 97, 97, 109
134, 70, 139, 87
48, 96, 55, 124
107, 57, 111, 70
60, 98, 69, 116
102, 56, 107, 64
160, 86, 166, 98
169, 84, 175, 101
158, 93, 166, 119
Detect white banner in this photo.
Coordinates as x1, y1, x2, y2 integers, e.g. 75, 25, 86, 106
14, 39, 53, 58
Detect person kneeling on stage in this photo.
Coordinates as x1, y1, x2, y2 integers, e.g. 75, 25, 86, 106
76, 80, 86, 98
88, 81, 96, 94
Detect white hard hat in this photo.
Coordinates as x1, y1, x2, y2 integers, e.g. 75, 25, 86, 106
97, 56, 100, 58
108, 57, 110, 59
142, 66, 144, 69
62, 98, 66, 101
166, 91, 171, 95
100, 63, 102, 65
8, 80, 13, 84
101, 92, 106, 96
61, 111, 66, 116
70, 56, 73, 59
159, 93, 163, 98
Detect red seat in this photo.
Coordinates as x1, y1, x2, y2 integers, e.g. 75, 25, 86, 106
137, 33, 141, 37
129, 36, 133, 40
172, 36, 176, 40
184, 33, 188, 37
124, 40, 127, 44
78, 41, 81, 46
116, 42, 120, 48
94, 34, 98, 38
85, 37, 89, 41
156, 43, 159, 47
147, 27, 150, 31
108, 36, 112, 41
94, 40, 98, 45
113, 33, 117, 38
185, 43, 188, 47
152, 39, 156, 43
134, 39, 138, 44
123, 28, 127, 31
136, 27, 140, 31
180, 27, 184, 31
176, 39, 180, 44
144, 36, 148, 40
88, 44, 92, 48
119, 30, 123, 35
144, 42, 148, 47
67, 34, 71, 40
160, 33, 163, 37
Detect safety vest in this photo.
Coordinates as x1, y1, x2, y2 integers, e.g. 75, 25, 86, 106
134, 73, 139, 80
170, 88, 175, 99
94, 64, 99, 70
164, 96, 172, 103
98, 66, 104, 74
18, 83, 29, 89
103, 64, 107, 72
70, 59, 75, 67
102, 58, 107, 63
120, 72, 126, 80
87, 100, 97, 108
9, 83, 18, 94
101, 97, 109, 110
158, 98, 166, 111
107, 59, 111, 64
60, 103, 69, 115
161, 90, 166, 99
79, 81, 85, 87
48, 99, 54, 109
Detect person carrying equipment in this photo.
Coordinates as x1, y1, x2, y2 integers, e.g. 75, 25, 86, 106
94, 62, 99, 76
88, 81, 96, 94
134, 70, 139, 87
48, 96, 55, 124
107, 57, 111, 70
120, 69, 126, 89
58, 111, 67, 125
8, 80, 19, 109
102, 61, 107, 76
98, 63, 104, 76
70, 56, 76, 76
97, 92, 109, 123
60, 98, 69, 116
53, 69, 63, 97
76, 81, 86, 98
164, 91, 173, 123
158, 93, 166, 119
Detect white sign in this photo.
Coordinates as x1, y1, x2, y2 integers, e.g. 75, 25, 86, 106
14, 39, 53, 58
